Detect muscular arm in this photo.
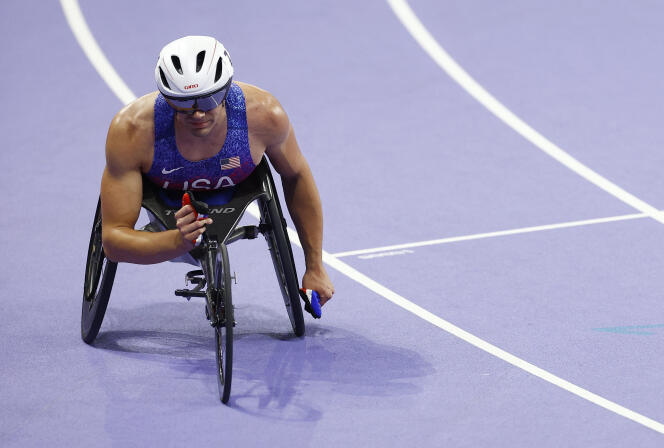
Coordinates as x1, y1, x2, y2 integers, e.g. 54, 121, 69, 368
101, 108, 205, 264
262, 100, 335, 304
267, 126, 323, 268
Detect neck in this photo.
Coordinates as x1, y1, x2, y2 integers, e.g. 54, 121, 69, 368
174, 107, 229, 161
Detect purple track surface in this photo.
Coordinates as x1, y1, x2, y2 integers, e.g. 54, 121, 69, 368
2, 1, 664, 446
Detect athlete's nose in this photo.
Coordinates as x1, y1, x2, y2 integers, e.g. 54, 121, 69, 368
191, 110, 206, 119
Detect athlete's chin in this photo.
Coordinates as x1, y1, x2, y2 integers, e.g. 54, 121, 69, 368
188, 123, 213, 137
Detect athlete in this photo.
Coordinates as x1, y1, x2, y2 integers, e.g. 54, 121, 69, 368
100, 35, 334, 306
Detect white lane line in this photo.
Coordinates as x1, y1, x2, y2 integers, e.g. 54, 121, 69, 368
386, 0, 664, 225
61, 0, 664, 434
358, 249, 414, 259
325, 257, 664, 435
60, 0, 136, 104
333, 212, 647, 258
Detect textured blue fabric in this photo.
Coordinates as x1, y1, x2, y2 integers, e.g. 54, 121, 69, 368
147, 83, 256, 203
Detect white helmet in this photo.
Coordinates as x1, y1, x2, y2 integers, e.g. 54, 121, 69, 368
155, 36, 233, 110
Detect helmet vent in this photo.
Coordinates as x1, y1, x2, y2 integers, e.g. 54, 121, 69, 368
171, 56, 183, 74
159, 67, 171, 89
214, 58, 223, 83
196, 51, 206, 72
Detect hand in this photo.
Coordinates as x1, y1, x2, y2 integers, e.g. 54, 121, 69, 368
302, 266, 334, 306
174, 204, 212, 247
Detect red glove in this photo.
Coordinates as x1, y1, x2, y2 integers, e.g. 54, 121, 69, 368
182, 192, 209, 246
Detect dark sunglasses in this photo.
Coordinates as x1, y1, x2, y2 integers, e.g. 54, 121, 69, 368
164, 84, 230, 115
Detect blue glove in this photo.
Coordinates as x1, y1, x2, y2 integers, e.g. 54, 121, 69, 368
299, 288, 322, 319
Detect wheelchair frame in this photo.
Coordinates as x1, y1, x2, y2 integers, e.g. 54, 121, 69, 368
81, 157, 306, 403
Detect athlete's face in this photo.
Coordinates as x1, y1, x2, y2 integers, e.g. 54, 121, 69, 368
175, 103, 225, 138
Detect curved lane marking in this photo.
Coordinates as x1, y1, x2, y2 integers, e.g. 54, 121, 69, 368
387, 0, 664, 225
61, 0, 664, 434
60, 0, 135, 104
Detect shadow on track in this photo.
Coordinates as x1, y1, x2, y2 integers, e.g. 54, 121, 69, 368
91, 301, 434, 421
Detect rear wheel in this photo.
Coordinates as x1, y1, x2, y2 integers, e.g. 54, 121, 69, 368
212, 243, 233, 404
81, 198, 117, 344
260, 195, 305, 337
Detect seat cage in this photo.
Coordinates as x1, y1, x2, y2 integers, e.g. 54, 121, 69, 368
141, 157, 275, 245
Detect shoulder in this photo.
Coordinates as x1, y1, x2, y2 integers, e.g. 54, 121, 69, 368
107, 91, 157, 146
236, 82, 290, 145
105, 92, 158, 172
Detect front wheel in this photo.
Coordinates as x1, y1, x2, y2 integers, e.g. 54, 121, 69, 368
81, 198, 117, 344
212, 243, 233, 404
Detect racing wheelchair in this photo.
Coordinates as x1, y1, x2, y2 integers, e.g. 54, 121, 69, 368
81, 157, 319, 404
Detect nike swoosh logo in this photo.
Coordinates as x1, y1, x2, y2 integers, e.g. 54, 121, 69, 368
162, 167, 184, 174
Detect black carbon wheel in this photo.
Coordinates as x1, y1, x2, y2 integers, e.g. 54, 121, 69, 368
260, 194, 305, 337
213, 243, 234, 404
81, 198, 117, 344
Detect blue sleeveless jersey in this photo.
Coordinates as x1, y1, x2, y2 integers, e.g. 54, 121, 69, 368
146, 83, 256, 206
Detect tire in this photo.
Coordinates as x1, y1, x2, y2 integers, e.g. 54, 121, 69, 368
213, 243, 233, 404
81, 198, 118, 344
260, 195, 305, 337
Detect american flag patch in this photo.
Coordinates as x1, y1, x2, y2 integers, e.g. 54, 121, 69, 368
220, 156, 241, 170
